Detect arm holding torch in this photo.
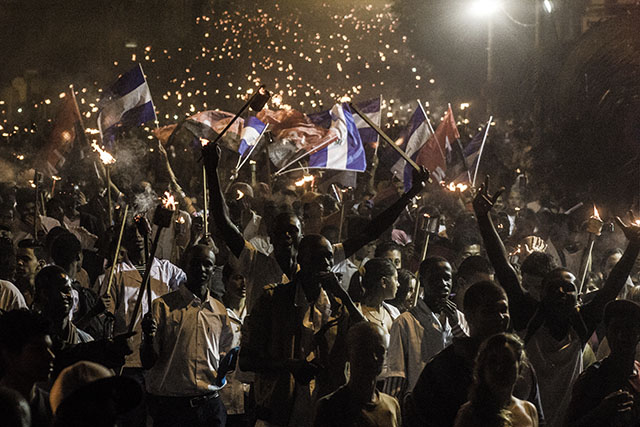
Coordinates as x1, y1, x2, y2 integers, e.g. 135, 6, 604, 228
127, 195, 176, 334
202, 143, 246, 258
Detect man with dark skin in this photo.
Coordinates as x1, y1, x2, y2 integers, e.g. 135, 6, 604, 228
15, 239, 46, 306
473, 175, 640, 425
33, 266, 133, 378
203, 143, 428, 311
566, 299, 640, 426
240, 234, 365, 427
0, 310, 55, 427
406, 281, 544, 427
141, 245, 233, 427
384, 256, 467, 400
314, 322, 401, 427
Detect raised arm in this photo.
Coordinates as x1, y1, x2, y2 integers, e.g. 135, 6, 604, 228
582, 214, 640, 328
342, 167, 429, 259
473, 175, 537, 330
202, 143, 245, 257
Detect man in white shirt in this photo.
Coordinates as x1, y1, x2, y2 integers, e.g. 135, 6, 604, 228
141, 244, 234, 427
383, 257, 467, 400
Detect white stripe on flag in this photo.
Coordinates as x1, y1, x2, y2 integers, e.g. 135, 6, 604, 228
99, 83, 152, 130
241, 126, 261, 147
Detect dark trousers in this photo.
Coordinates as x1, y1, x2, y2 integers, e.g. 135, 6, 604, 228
119, 368, 147, 427
148, 393, 227, 427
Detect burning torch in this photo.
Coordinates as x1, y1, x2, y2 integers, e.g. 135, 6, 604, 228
578, 205, 603, 295
92, 142, 116, 225
128, 192, 177, 333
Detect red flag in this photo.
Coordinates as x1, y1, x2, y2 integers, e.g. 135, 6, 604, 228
38, 88, 82, 175
415, 105, 459, 182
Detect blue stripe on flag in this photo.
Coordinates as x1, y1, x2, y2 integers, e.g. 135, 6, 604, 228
101, 101, 155, 144
239, 116, 267, 157
109, 66, 145, 97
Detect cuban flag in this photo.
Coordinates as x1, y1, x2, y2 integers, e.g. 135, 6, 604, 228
391, 104, 433, 191
238, 116, 267, 157
308, 97, 381, 145
308, 103, 366, 172
98, 64, 156, 145
447, 127, 484, 183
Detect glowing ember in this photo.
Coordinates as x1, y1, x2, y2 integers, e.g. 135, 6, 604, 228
162, 191, 177, 210
91, 142, 116, 165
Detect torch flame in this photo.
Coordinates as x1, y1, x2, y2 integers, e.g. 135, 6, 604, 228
162, 191, 177, 210
236, 189, 244, 200
176, 216, 186, 224
446, 182, 469, 192
199, 137, 210, 147
294, 175, 315, 187
592, 205, 601, 221
91, 142, 116, 165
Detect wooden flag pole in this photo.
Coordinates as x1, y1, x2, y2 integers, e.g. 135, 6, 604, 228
349, 102, 431, 182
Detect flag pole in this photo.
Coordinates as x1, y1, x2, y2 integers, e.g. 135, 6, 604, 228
350, 102, 431, 182
202, 165, 208, 236
472, 116, 493, 187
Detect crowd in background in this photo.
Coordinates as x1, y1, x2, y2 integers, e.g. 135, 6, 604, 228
0, 124, 640, 427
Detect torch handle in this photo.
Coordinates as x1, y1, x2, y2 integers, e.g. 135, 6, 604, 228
105, 205, 129, 295
128, 227, 164, 333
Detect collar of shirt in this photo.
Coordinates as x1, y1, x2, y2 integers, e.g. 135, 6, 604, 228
176, 283, 215, 311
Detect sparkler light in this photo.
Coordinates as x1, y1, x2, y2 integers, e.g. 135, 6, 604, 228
91, 142, 116, 165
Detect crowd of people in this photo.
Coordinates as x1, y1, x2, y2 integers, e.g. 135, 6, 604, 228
0, 133, 640, 427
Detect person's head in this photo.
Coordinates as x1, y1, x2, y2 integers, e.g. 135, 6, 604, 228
0, 386, 31, 427
183, 245, 216, 293
0, 237, 15, 282
319, 225, 339, 244
297, 234, 334, 276
419, 257, 453, 309
50, 232, 82, 280
452, 229, 482, 267
15, 239, 46, 287
347, 322, 387, 382
46, 198, 66, 224
0, 309, 53, 386
520, 252, 556, 301
506, 190, 524, 215
15, 188, 36, 226
121, 223, 146, 265
374, 241, 402, 269
0, 204, 14, 231
268, 212, 303, 257
390, 269, 418, 312
361, 258, 399, 303
604, 300, 640, 356
469, 333, 525, 423
222, 264, 246, 301
50, 361, 142, 427
453, 256, 494, 308
540, 267, 578, 314
44, 227, 68, 262
34, 265, 74, 321
463, 281, 510, 340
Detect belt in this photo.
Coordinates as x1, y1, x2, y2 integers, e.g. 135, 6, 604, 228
150, 391, 220, 408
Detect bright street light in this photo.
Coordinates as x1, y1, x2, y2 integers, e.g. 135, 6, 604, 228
469, 0, 502, 17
